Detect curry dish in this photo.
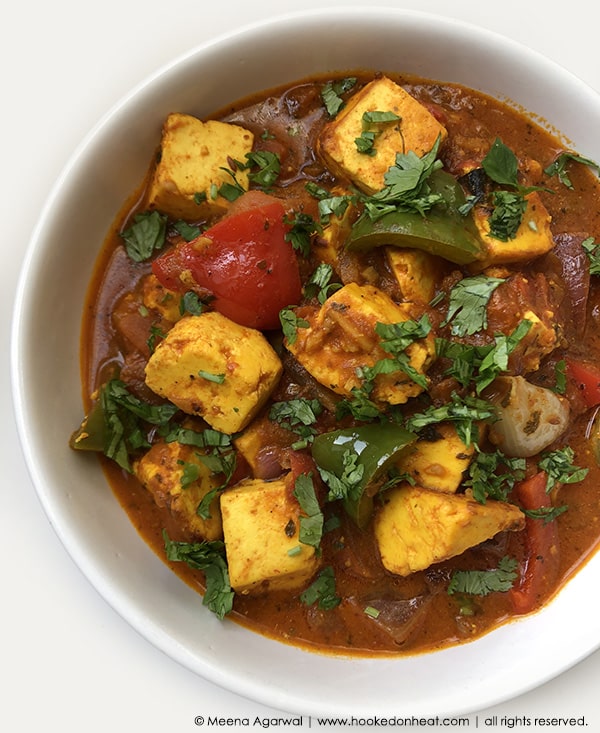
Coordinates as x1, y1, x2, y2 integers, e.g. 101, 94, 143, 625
72, 71, 600, 655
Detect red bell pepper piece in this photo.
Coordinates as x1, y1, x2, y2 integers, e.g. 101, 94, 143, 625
566, 358, 600, 408
510, 471, 561, 614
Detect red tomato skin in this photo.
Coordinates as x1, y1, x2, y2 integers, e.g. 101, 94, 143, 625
152, 200, 302, 330
510, 471, 560, 614
566, 358, 600, 408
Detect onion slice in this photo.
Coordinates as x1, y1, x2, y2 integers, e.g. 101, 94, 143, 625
485, 376, 570, 457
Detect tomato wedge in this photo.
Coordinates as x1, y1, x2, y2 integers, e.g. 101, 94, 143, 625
566, 358, 600, 408
152, 195, 302, 330
509, 471, 561, 614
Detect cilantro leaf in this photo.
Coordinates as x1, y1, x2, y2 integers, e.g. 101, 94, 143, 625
321, 77, 357, 117
284, 211, 322, 257
465, 448, 526, 503
163, 531, 234, 619
488, 190, 528, 241
300, 566, 341, 610
405, 392, 496, 447
279, 307, 309, 344
99, 379, 179, 472
448, 556, 518, 596
544, 151, 600, 189
442, 274, 505, 337
582, 237, 600, 275
269, 398, 323, 448
121, 210, 168, 262
538, 446, 588, 491
317, 448, 365, 503
293, 473, 324, 550
481, 138, 520, 187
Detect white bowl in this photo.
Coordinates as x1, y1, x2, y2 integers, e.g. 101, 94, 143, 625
11, 7, 600, 717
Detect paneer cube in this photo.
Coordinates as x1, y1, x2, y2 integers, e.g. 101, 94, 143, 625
134, 441, 223, 541
144, 312, 282, 433
220, 477, 320, 593
233, 414, 292, 478
473, 192, 554, 267
375, 484, 525, 576
396, 423, 474, 493
311, 187, 355, 269
147, 113, 254, 220
286, 282, 435, 404
142, 274, 182, 323
318, 76, 447, 194
385, 247, 442, 304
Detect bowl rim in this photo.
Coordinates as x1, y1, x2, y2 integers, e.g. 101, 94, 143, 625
11, 5, 600, 718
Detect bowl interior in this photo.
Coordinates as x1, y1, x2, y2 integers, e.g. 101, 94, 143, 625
12, 7, 600, 717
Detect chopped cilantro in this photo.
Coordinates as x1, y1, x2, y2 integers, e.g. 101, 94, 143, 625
354, 110, 401, 155
321, 77, 357, 117
269, 398, 323, 448
293, 473, 324, 550
198, 369, 225, 384
488, 190, 528, 241
174, 220, 202, 242
303, 263, 342, 304
359, 135, 444, 221
442, 274, 505, 337
522, 505, 568, 524
544, 151, 600, 189
279, 307, 309, 344
163, 531, 233, 619
318, 448, 364, 503
99, 379, 179, 472
405, 392, 496, 447
448, 556, 518, 597
582, 237, 600, 275
466, 448, 526, 503
121, 210, 167, 262
300, 566, 341, 610
241, 150, 281, 189
436, 319, 532, 394
284, 211, 322, 257
538, 446, 588, 491
179, 290, 207, 316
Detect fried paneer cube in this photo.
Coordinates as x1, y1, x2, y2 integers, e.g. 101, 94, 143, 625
318, 76, 447, 194
141, 273, 182, 323
396, 423, 474, 494
286, 282, 435, 404
220, 477, 320, 593
144, 312, 282, 433
473, 192, 554, 267
147, 113, 254, 220
134, 441, 223, 541
385, 247, 442, 304
375, 484, 524, 576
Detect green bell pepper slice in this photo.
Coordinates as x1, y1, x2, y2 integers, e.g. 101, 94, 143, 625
311, 423, 416, 527
70, 396, 107, 452
347, 170, 485, 265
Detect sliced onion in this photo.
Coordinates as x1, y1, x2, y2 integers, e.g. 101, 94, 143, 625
485, 376, 570, 457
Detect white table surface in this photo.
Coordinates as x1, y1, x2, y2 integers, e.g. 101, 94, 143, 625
4, 1, 600, 730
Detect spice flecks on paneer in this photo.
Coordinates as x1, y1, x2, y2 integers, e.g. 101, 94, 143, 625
142, 274, 182, 323
385, 247, 442, 304
147, 113, 254, 220
396, 423, 474, 494
220, 477, 320, 593
375, 484, 524, 576
318, 76, 447, 194
134, 441, 223, 541
144, 312, 282, 434
286, 282, 435, 404
473, 192, 554, 267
